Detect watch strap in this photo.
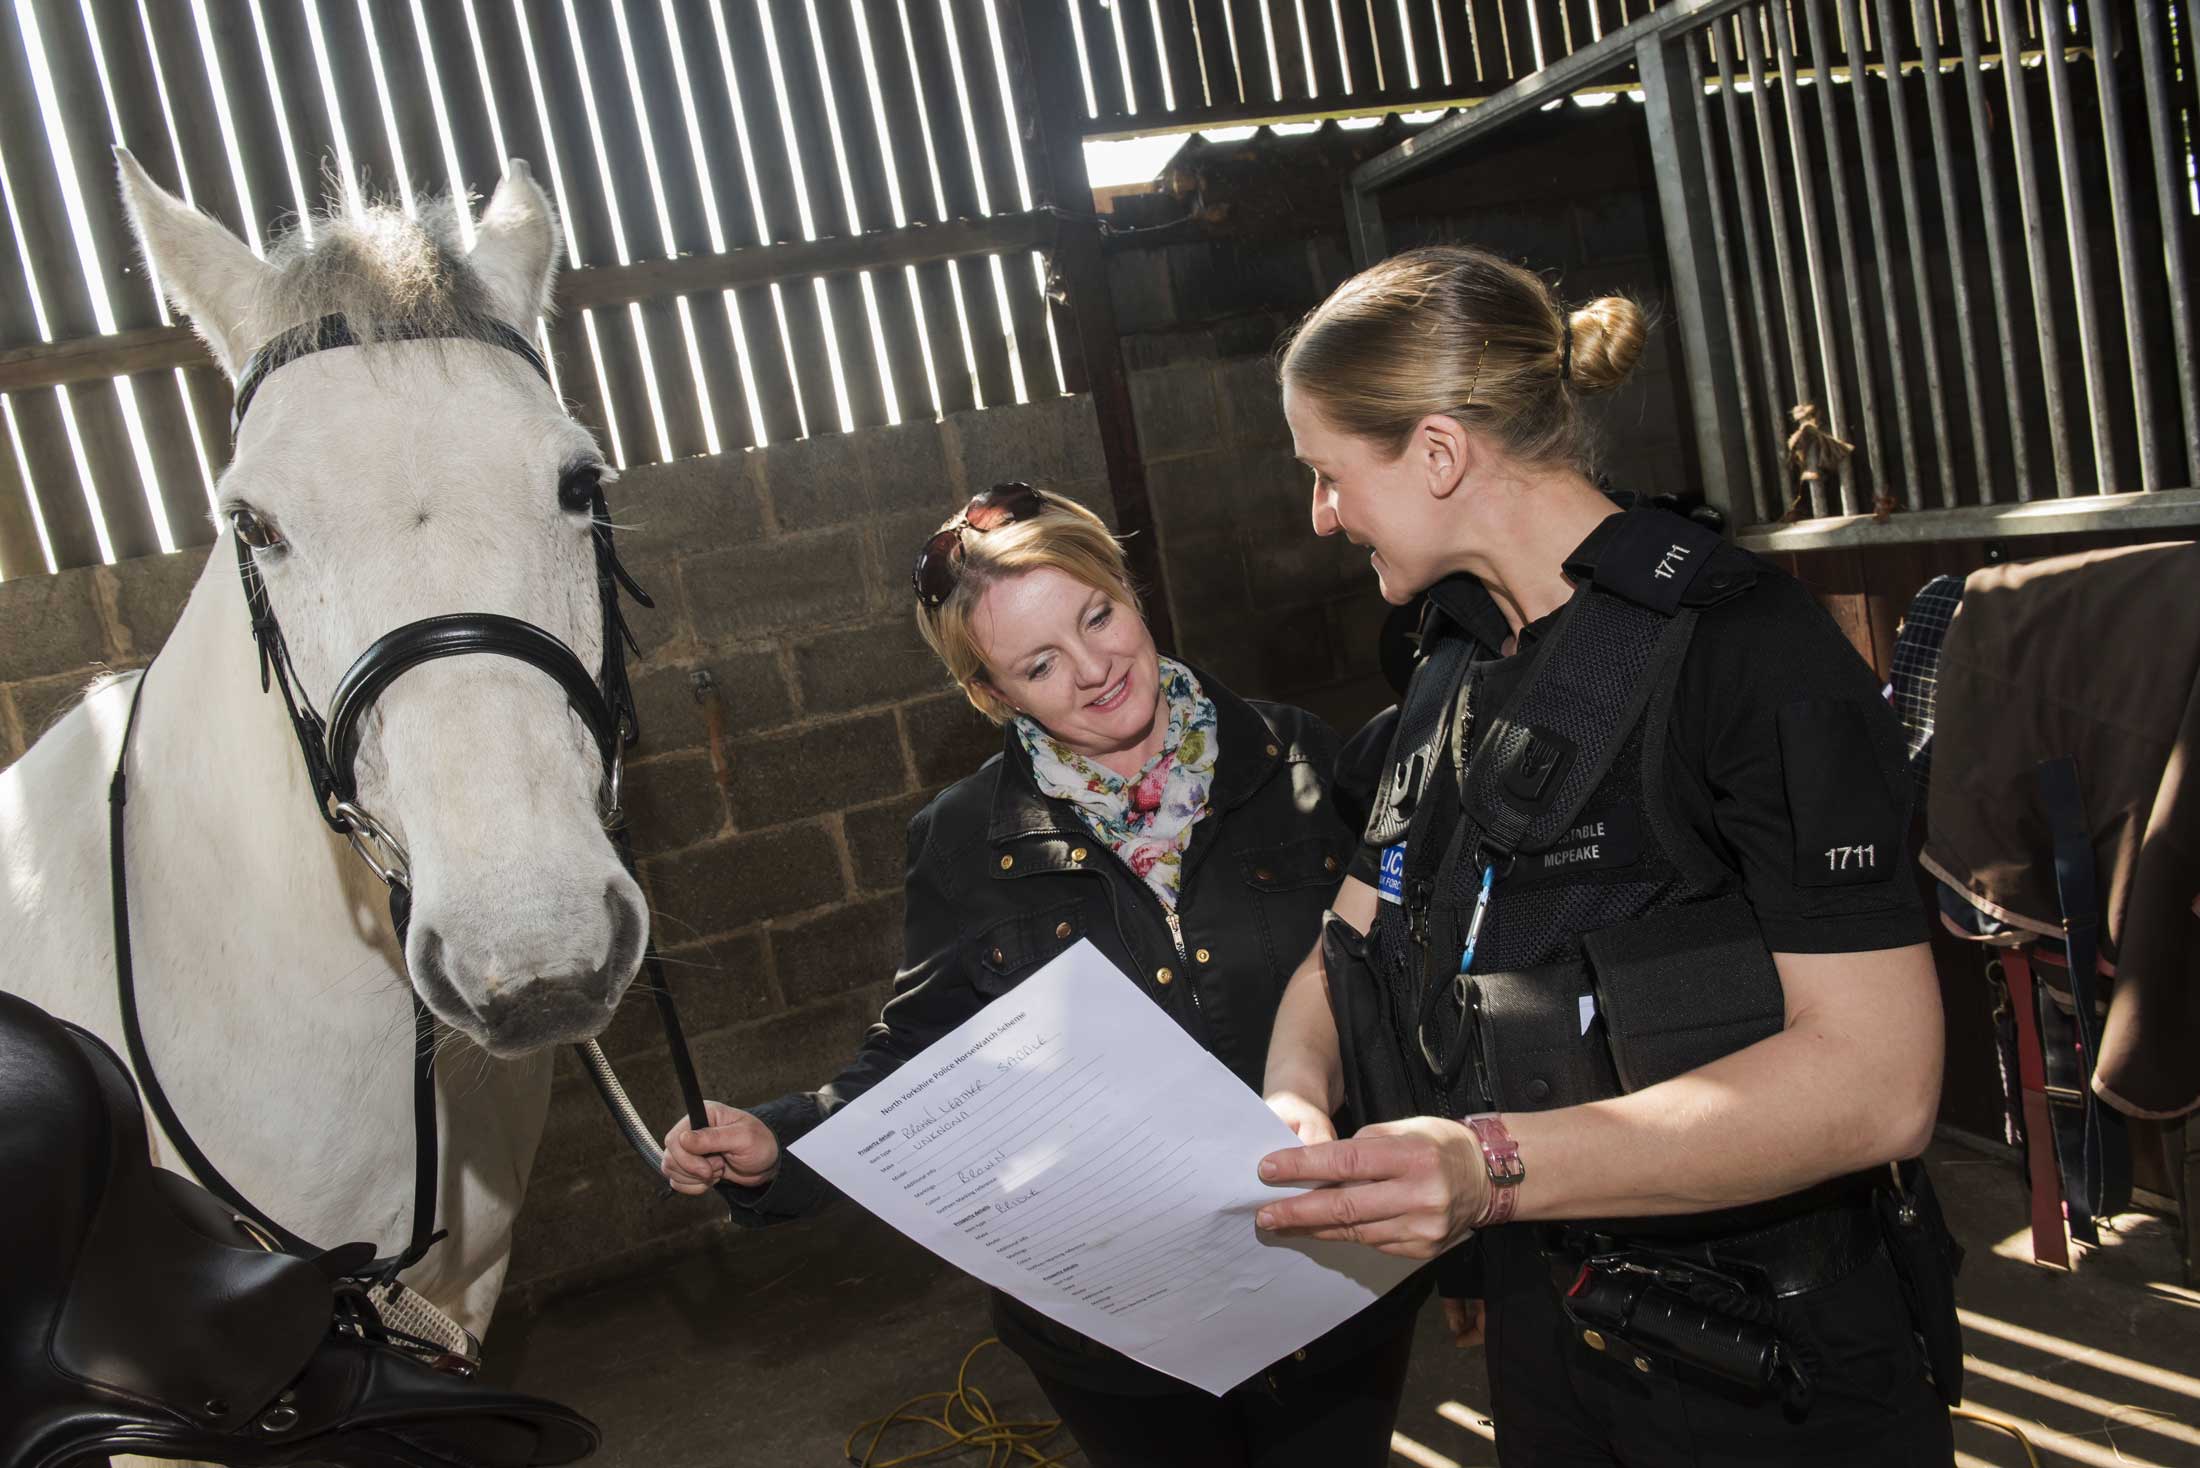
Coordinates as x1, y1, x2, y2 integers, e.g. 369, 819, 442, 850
1465, 1113, 1524, 1228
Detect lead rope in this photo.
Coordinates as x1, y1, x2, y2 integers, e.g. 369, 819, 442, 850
573, 476, 715, 1180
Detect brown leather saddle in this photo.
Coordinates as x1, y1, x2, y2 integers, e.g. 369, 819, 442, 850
0, 990, 598, 1468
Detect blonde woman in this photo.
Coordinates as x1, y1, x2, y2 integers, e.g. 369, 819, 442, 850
1254, 247, 1957, 1465
665, 487, 1429, 1467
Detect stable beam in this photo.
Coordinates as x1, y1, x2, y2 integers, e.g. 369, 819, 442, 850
1349, 0, 1758, 193
1736, 488, 2200, 553
0, 212, 1060, 395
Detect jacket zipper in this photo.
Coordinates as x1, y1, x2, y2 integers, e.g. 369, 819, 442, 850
1009, 801, 1215, 1030
1161, 907, 1202, 1016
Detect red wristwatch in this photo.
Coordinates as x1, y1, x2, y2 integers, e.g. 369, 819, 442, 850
1463, 1114, 1525, 1228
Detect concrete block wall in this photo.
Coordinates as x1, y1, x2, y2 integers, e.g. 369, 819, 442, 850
1130, 354, 1396, 741
0, 543, 203, 762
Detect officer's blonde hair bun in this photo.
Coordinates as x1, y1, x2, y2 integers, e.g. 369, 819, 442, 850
1280, 244, 1648, 472
1565, 296, 1648, 398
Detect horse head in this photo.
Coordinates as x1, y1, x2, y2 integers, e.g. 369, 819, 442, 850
117, 152, 647, 1060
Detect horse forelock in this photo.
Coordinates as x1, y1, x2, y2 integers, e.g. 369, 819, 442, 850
251, 193, 515, 356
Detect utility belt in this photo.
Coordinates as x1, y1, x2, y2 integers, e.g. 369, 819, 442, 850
1545, 1205, 1876, 1409
1544, 1157, 1965, 1408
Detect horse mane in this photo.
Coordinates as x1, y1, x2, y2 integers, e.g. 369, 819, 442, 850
254, 193, 516, 350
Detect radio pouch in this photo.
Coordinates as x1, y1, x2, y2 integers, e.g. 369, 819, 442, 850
1464, 958, 1620, 1114
1324, 913, 1422, 1129
1580, 893, 1787, 1093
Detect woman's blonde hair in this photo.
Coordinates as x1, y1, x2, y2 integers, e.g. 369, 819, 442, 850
914, 489, 1140, 725
1277, 245, 1647, 470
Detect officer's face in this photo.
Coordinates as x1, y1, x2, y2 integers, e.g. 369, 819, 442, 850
971, 567, 1162, 765
1284, 385, 1455, 605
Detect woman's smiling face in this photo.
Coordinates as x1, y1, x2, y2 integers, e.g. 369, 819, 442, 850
971, 566, 1161, 764
1284, 382, 1458, 605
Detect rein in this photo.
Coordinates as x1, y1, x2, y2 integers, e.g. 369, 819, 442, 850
109, 312, 733, 1299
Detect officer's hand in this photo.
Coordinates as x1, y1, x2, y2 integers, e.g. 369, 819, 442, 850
1252, 1116, 1489, 1259
1442, 1296, 1486, 1348
662, 1101, 780, 1195
1264, 1089, 1338, 1146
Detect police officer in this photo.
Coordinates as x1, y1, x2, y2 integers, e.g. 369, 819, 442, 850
1251, 246, 1961, 1464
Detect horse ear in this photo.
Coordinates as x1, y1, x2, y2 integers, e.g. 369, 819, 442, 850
115, 146, 271, 378
469, 161, 561, 328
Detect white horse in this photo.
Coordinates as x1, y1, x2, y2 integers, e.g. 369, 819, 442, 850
0, 153, 648, 1356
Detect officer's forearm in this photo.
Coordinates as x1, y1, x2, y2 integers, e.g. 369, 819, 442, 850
1265, 950, 1343, 1111
1500, 943, 1943, 1220
1263, 878, 1380, 1110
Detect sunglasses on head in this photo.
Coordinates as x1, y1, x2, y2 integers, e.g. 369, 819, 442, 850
912, 482, 1047, 608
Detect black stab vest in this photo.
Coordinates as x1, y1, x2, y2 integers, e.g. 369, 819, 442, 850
1345, 509, 1758, 1126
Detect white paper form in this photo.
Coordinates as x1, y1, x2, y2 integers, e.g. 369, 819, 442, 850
787, 939, 1418, 1395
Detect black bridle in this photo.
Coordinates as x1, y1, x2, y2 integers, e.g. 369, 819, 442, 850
109, 313, 728, 1291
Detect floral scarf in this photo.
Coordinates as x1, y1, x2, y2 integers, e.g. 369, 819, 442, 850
1015, 657, 1219, 909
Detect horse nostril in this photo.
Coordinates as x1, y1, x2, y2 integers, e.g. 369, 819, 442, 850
408, 927, 466, 1020
603, 878, 647, 987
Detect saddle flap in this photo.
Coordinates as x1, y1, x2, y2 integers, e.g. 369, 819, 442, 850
46, 1026, 333, 1436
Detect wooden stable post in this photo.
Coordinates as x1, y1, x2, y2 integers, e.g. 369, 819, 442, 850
998, 1, 1175, 654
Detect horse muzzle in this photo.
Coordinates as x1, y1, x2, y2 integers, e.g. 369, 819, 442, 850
407, 877, 644, 1057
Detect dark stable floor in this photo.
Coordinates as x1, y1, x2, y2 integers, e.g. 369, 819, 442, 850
484, 1139, 2200, 1467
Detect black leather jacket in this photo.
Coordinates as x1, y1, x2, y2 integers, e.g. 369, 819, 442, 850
730, 669, 1430, 1393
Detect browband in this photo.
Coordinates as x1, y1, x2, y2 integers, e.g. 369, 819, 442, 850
231, 313, 552, 433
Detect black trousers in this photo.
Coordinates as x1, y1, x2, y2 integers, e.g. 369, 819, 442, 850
1029, 1320, 1416, 1468
1481, 1226, 1954, 1466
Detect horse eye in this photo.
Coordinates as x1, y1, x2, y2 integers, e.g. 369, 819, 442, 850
231, 506, 283, 551
557, 465, 602, 516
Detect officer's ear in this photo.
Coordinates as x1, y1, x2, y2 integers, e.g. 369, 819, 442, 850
1414, 413, 1473, 501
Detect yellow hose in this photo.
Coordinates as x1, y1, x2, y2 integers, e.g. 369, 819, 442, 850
846, 1338, 1078, 1468
1952, 1407, 2042, 1468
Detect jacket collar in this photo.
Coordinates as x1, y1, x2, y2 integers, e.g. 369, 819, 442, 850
1417, 487, 1642, 656
986, 661, 1283, 846
1418, 574, 1514, 657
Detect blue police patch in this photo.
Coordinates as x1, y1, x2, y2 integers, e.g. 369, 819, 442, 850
1377, 842, 1407, 903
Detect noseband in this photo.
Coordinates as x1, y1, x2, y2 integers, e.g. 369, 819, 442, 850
231, 314, 648, 916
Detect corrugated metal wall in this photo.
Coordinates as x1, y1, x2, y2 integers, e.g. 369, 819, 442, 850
0, 0, 1071, 579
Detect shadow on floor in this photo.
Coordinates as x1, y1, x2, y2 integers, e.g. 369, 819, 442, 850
487, 1139, 2199, 1467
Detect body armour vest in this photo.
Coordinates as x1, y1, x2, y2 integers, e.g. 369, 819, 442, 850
1331, 509, 1778, 1130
